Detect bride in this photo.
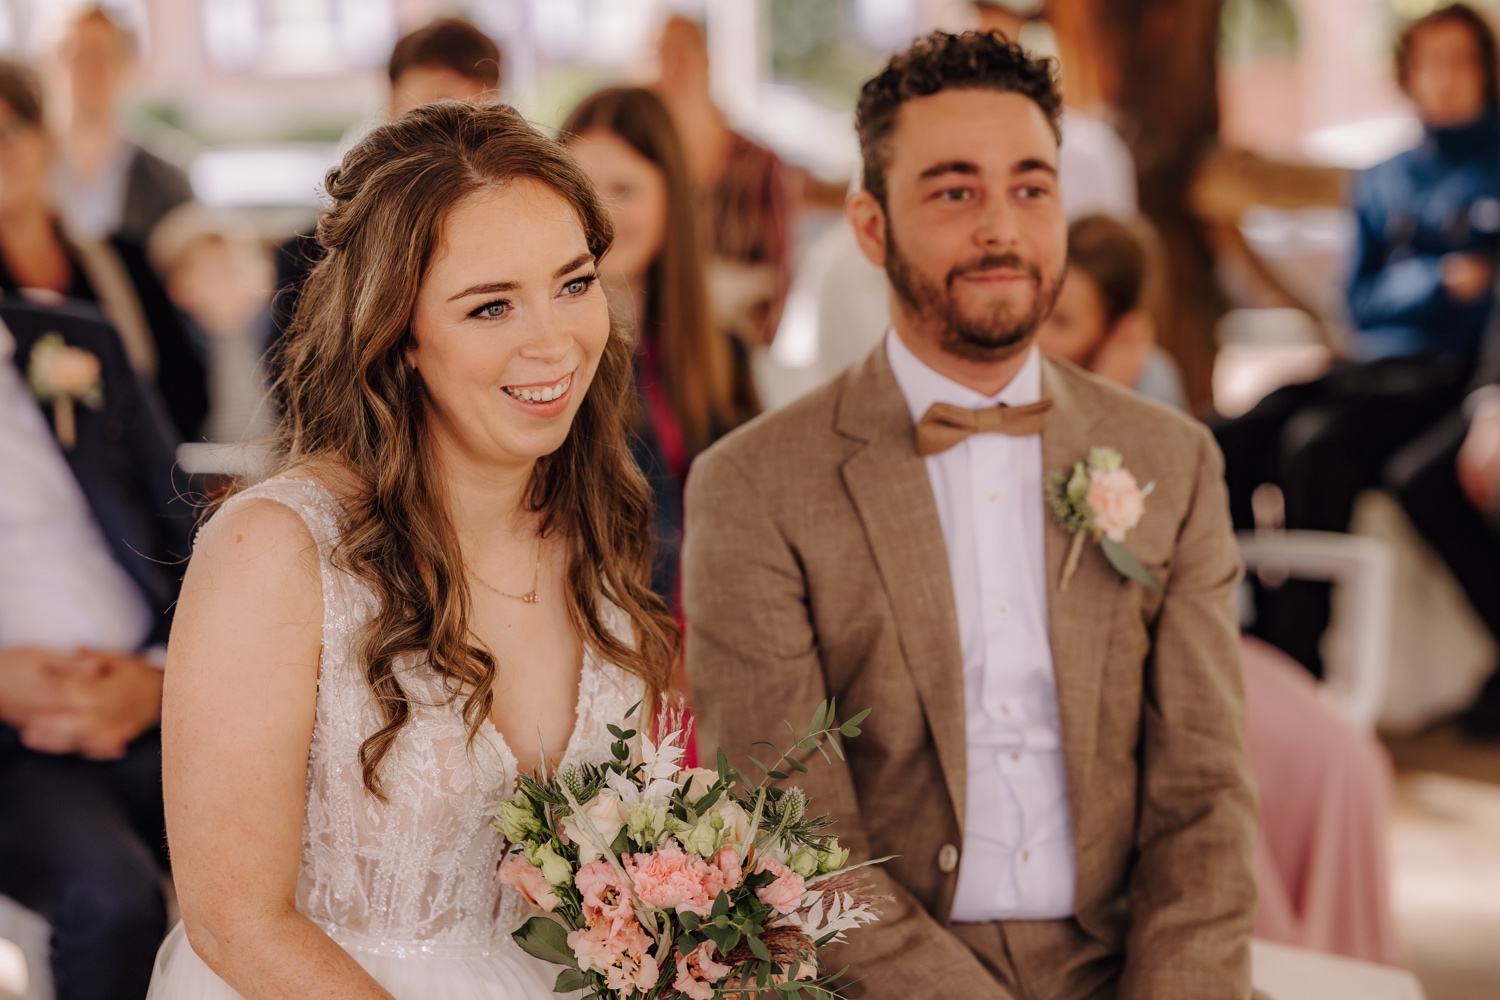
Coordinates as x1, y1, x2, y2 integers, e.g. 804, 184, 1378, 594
148, 102, 678, 999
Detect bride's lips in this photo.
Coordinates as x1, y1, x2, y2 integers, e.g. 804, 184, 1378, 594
499, 370, 575, 418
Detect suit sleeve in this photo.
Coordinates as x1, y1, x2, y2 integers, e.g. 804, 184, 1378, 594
683, 447, 1015, 1000
1118, 425, 1258, 1000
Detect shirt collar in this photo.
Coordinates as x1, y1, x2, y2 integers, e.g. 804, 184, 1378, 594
886, 328, 1042, 427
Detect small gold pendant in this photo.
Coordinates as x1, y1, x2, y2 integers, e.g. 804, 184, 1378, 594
521, 592, 540, 605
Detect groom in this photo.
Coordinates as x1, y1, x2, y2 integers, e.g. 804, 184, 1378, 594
683, 31, 1257, 1000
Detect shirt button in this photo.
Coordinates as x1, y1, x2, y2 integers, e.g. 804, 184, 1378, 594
937, 843, 960, 873
1010, 752, 1021, 762
994, 601, 1011, 616
1000, 702, 1011, 716
985, 490, 999, 504
1021, 849, 1031, 863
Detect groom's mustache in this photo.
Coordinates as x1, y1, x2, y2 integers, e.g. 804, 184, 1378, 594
946, 252, 1041, 289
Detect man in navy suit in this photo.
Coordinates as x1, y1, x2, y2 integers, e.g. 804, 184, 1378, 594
0, 298, 193, 1000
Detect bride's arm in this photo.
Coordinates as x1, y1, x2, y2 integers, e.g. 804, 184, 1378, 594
162, 498, 394, 1000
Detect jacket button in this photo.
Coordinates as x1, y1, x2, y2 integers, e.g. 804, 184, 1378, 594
937, 843, 960, 873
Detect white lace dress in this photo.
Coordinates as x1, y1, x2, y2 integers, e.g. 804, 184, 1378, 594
147, 478, 643, 999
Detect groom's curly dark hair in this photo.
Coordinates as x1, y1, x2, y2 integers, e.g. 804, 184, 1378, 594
855, 30, 1062, 208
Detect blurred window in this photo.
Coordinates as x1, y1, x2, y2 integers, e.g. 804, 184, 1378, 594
201, 0, 398, 75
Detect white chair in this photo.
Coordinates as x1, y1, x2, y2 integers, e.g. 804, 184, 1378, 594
0, 895, 52, 1000
1252, 939, 1425, 999
1237, 530, 1394, 731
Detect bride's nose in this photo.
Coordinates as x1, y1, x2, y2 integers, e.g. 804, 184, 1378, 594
517, 305, 575, 363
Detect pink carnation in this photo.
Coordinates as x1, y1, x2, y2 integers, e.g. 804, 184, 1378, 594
674, 940, 734, 1000
498, 854, 560, 912
567, 913, 652, 976
46, 347, 101, 396
1087, 467, 1147, 543
753, 858, 806, 915
605, 951, 660, 994
575, 860, 634, 927
627, 840, 736, 917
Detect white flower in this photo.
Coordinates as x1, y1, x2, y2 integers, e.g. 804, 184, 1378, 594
525, 840, 574, 887
676, 767, 721, 798
560, 789, 628, 865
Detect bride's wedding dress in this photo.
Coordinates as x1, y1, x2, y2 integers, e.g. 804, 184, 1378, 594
148, 478, 644, 999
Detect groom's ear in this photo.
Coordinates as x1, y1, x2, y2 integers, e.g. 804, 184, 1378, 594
847, 189, 888, 270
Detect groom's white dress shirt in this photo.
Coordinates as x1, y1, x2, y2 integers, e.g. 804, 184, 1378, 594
0, 322, 152, 652
886, 330, 1077, 922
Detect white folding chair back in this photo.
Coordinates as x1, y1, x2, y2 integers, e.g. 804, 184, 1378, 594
0, 896, 52, 1000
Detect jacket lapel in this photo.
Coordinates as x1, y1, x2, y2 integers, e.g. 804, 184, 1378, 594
835, 347, 970, 829
1040, 359, 1115, 836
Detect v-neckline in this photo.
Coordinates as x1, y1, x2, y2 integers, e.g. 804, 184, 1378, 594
481, 643, 597, 790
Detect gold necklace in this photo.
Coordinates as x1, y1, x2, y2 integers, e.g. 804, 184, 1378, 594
469, 544, 542, 605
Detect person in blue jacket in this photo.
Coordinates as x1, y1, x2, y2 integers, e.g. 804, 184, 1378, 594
1216, 3, 1500, 677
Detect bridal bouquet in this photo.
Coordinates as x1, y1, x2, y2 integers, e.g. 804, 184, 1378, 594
496, 701, 884, 999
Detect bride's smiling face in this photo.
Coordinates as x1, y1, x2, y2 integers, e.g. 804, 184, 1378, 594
408, 178, 610, 470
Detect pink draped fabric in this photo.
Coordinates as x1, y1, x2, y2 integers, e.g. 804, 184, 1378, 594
1242, 636, 1402, 965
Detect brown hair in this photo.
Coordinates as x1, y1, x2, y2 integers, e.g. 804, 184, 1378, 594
388, 17, 502, 89
1396, 3, 1500, 112
560, 86, 743, 453
273, 101, 677, 798
0, 59, 44, 128
69, 5, 139, 59
855, 30, 1061, 208
1066, 214, 1160, 328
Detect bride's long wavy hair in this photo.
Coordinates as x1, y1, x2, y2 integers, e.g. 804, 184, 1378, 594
268, 101, 679, 798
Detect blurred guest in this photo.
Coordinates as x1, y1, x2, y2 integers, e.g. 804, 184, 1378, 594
653, 16, 793, 348
149, 205, 274, 443
1215, 2, 1500, 676
0, 59, 206, 441
50, 5, 192, 246
1036, 213, 1183, 408
271, 17, 502, 352
0, 296, 192, 1000
1241, 639, 1400, 964
562, 86, 758, 607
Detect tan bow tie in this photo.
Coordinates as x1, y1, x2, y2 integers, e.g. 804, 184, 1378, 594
915, 399, 1054, 456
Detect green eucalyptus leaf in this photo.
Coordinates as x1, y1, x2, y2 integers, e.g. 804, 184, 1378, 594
1099, 537, 1161, 591
553, 968, 589, 993
512, 916, 578, 969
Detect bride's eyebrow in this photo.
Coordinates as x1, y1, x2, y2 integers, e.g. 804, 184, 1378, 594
446, 253, 597, 303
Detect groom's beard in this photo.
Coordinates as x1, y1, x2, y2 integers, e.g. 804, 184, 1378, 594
884, 223, 1062, 363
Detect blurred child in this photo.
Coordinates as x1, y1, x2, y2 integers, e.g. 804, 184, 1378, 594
149, 205, 274, 443
1036, 213, 1185, 408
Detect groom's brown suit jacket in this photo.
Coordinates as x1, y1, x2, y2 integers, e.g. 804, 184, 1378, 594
683, 346, 1258, 1000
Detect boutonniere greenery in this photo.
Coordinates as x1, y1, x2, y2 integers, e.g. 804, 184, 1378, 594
1045, 446, 1160, 592
26, 332, 104, 451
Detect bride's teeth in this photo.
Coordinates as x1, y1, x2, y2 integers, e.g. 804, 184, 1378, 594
504, 376, 568, 403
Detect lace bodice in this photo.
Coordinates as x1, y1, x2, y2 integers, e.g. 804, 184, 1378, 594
210, 478, 644, 957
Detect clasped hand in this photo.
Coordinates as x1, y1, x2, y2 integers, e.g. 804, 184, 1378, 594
0, 647, 163, 760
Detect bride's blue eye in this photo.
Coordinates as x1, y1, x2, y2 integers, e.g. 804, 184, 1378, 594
471, 300, 508, 319
563, 274, 597, 296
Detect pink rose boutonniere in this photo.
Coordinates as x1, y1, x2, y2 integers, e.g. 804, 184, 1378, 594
26, 332, 104, 450
1045, 446, 1160, 591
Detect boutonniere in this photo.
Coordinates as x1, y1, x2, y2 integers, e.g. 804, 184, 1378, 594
1045, 446, 1159, 591
26, 332, 104, 450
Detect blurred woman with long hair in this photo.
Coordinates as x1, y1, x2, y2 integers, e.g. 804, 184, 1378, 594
562, 86, 758, 606
150, 101, 677, 999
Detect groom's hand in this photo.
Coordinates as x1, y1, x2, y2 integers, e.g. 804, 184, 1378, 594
17, 650, 163, 759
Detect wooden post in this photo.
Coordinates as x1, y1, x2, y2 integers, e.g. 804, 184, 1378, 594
1052, 0, 1228, 413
